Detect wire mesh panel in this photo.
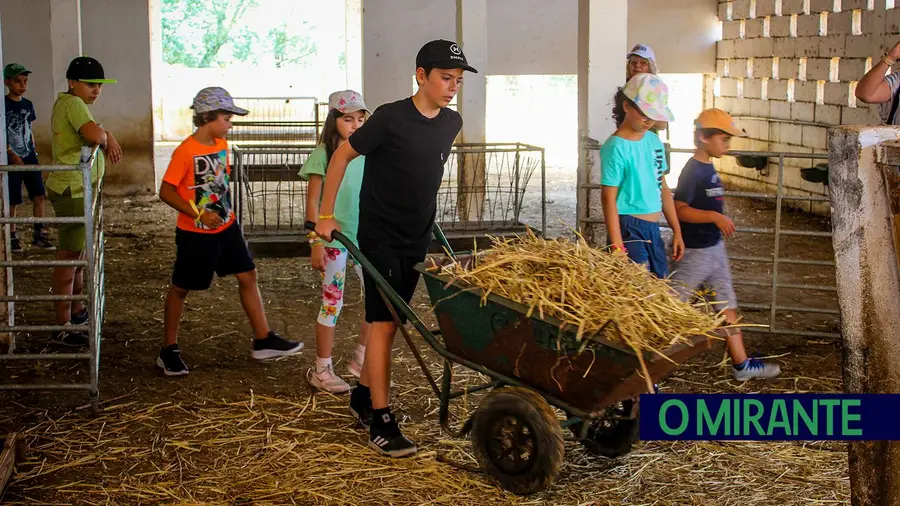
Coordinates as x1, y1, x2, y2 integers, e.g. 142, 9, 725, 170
437, 143, 544, 234
229, 97, 321, 146
234, 142, 547, 245
233, 145, 314, 236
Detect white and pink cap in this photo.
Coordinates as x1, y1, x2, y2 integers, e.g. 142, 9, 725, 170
328, 90, 369, 114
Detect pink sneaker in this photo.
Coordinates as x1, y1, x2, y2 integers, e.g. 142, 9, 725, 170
346, 356, 394, 386
347, 356, 364, 378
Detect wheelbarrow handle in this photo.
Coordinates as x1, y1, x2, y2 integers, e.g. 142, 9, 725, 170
431, 222, 457, 261
305, 220, 457, 261
305, 220, 355, 251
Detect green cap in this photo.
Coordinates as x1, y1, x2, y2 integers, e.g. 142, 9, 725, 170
3, 63, 31, 80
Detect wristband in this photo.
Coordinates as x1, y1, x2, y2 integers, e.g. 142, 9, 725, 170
884, 53, 897, 67
611, 243, 626, 252
309, 238, 324, 246
189, 200, 202, 219
318, 214, 335, 220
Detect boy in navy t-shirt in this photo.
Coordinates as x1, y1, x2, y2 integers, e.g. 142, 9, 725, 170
671, 109, 781, 381
4, 63, 54, 252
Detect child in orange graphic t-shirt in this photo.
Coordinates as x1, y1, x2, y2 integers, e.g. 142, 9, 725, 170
155, 86, 303, 376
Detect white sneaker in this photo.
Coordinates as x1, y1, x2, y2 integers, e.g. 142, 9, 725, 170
732, 358, 782, 381
308, 365, 352, 394
347, 356, 364, 379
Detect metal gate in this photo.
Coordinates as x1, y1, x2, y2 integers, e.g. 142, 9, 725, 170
578, 144, 837, 339
233, 143, 548, 247
229, 97, 324, 146
0, 147, 107, 412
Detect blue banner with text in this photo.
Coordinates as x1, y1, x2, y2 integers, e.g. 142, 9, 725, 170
639, 394, 900, 440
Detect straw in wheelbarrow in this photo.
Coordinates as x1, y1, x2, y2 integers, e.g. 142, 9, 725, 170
438, 231, 725, 388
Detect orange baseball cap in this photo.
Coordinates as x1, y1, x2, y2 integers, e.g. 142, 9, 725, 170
695, 109, 747, 137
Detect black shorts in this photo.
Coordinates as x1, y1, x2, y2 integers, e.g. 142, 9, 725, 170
360, 244, 425, 324
8, 154, 45, 206
171, 221, 256, 291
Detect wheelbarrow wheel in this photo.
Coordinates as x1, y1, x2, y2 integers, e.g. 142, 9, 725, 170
571, 400, 639, 458
470, 387, 564, 495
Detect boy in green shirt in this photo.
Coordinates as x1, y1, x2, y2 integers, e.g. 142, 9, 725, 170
48, 56, 121, 347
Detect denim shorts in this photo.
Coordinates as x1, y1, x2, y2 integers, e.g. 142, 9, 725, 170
616, 215, 668, 278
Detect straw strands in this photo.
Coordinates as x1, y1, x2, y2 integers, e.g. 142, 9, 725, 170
441, 232, 725, 356
1, 390, 849, 506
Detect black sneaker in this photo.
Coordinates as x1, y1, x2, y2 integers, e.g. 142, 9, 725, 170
250, 331, 303, 360
53, 323, 88, 348
157, 344, 189, 376
32, 234, 56, 251
369, 410, 417, 458
71, 309, 89, 326
349, 386, 373, 430
10, 235, 22, 253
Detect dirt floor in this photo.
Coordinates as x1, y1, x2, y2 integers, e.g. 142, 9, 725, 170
0, 181, 847, 504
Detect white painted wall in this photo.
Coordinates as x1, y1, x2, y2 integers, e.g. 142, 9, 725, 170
0, 0, 155, 194
627, 0, 719, 75
483, 0, 717, 76
486, 0, 578, 76
81, 0, 155, 194
0, 0, 54, 157
361, 0, 456, 109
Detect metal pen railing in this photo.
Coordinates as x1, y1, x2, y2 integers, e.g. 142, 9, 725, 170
233, 142, 548, 243
578, 144, 837, 340
229, 97, 324, 146
0, 145, 106, 413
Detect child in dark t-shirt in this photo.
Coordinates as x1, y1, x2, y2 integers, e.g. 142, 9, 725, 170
671, 109, 781, 381
4, 63, 54, 251
315, 40, 477, 458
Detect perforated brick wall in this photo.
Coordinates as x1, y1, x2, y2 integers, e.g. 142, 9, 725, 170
713, 0, 893, 204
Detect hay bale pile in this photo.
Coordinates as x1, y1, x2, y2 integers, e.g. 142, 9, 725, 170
440, 231, 724, 360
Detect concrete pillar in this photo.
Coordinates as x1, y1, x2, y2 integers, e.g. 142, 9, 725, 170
345, 0, 362, 92
361, 0, 456, 109
0, 14, 12, 352
80, 0, 155, 195
49, 0, 82, 95
577, 0, 628, 244
829, 125, 900, 506
149, 0, 163, 148
456, 0, 487, 222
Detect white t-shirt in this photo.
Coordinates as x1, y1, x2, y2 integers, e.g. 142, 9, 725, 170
879, 72, 900, 124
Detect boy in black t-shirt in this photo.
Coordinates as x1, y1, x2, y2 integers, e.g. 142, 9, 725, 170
4, 63, 54, 252
671, 109, 781, 381
315, 39, 476, 457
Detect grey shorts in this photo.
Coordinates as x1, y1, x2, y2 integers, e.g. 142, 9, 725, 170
669, 241, 738, 310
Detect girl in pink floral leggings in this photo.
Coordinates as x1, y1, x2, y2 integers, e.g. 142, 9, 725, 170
301, 90, 371, 393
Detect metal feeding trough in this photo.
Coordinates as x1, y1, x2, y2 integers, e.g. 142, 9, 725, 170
801, 163, 829, 185
736, 154, 769, 170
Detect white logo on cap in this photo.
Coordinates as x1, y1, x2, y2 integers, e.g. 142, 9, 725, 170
450, 44, 461, 55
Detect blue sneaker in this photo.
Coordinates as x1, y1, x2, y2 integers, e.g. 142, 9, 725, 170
733, 358, 781, 381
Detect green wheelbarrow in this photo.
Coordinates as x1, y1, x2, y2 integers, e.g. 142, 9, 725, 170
306, 221, 713, 495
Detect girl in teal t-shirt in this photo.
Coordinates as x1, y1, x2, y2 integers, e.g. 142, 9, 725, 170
300, 90, 370, 394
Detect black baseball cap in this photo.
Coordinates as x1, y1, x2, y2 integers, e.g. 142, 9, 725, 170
66, 56, 117, 84
416, 40, 478, 73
